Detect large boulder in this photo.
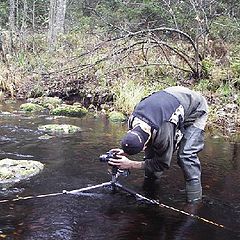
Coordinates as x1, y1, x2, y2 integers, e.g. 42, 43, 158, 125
0, 159, 44, 188
38, 124, 82, 134
50, 104, 88, 117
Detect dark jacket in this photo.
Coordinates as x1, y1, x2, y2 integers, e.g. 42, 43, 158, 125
129, 87, 208, 173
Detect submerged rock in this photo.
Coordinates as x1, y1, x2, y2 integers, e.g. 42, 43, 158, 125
0, 159, 44, 188
50, 104, 88, 117
20, 103, 46, 112
108, 111, 126, 122
38, 124, 82, 134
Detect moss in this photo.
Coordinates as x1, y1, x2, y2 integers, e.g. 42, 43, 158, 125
38, 124, 82, 134
0, 159, 44, 188
20, 103, 46, 112
50, 104, 88, 117
108, 111, 126, 122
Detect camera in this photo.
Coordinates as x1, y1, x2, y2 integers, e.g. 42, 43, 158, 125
99, 150, 120, 162
99, 150, 130, 177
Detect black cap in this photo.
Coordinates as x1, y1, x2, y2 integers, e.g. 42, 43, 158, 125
121, 126, 150, 155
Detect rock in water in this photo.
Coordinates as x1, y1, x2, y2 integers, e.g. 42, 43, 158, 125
38, 124, 81, 134
20, 103, 46, 112
50, 104, 88, 117
108, 111, 126, 122
0, 159, 44, 188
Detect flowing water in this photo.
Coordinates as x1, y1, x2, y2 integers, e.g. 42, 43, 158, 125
0, 102, 239, 240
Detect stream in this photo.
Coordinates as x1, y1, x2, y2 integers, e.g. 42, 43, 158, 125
0, 102, 239, 240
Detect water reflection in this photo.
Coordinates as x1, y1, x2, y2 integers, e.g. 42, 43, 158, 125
0, 105, 239, 240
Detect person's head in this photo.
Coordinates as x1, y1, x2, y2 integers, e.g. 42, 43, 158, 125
121, 125, 151, 155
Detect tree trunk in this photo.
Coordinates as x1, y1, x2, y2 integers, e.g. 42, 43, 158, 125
48, 0, 67, 51
20, 0, 28, 50
8, 0, 15, 32
16, 0, 19, 29
8, 0, 16, 53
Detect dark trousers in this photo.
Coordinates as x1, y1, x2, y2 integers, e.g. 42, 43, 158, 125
177, 125, 204, 183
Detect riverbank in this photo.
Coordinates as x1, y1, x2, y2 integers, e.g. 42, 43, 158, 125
1, 88, 239, 142
0, 32, 239, 140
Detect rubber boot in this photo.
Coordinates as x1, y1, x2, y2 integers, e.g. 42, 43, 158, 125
186, 180, 202, 203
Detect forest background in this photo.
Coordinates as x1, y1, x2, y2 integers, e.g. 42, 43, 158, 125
0, 0, 239, 136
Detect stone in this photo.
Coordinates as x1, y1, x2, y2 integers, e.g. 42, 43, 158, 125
38, 124, 82, 134
108, 111, 126, 122
20, 103, 45, 112
50, 104, 88, 117
0, 159, 44, 188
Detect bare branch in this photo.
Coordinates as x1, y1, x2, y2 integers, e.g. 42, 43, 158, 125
150, 37, 196, 74
124, 27, 202, 61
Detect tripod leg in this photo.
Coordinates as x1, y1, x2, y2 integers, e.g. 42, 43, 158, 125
66, 182, 112, 195
114, 182, 158, 204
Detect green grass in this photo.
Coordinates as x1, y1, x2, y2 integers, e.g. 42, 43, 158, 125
113, 81, 148, 114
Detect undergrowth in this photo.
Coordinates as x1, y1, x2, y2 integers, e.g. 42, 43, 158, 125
0, 31, 239, 133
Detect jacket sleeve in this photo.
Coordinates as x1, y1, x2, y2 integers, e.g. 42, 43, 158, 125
144, 122, 175, 173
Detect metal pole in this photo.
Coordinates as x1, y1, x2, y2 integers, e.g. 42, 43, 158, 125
64, 181, 112, 195
115, 182, 158, 204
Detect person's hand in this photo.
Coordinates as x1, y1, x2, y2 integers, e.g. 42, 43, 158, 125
108, 155, 134, 170
109, 148, 125, 155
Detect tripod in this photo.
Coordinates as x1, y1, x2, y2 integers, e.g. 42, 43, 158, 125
63, 166, 158, 205
0, 166, 230, 231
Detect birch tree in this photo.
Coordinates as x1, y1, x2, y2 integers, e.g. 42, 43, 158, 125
8, 0, 15, 32
48, 0, 67, 50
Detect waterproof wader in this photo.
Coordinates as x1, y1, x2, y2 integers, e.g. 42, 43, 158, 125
177, 125, 204, 202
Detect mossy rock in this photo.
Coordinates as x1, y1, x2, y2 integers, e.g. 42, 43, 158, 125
0, 159, 44, 188
29, 97, 63, 110
20, 103, 45, 112
38, 124, 82, 134
50, 104, 88, 117
108, 111, 126, 122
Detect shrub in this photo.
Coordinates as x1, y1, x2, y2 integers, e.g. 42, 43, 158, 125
113, 81, 147, 114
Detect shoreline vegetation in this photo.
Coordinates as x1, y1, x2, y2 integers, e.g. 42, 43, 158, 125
0, 30, 239, 141
0, 1, 239, 141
